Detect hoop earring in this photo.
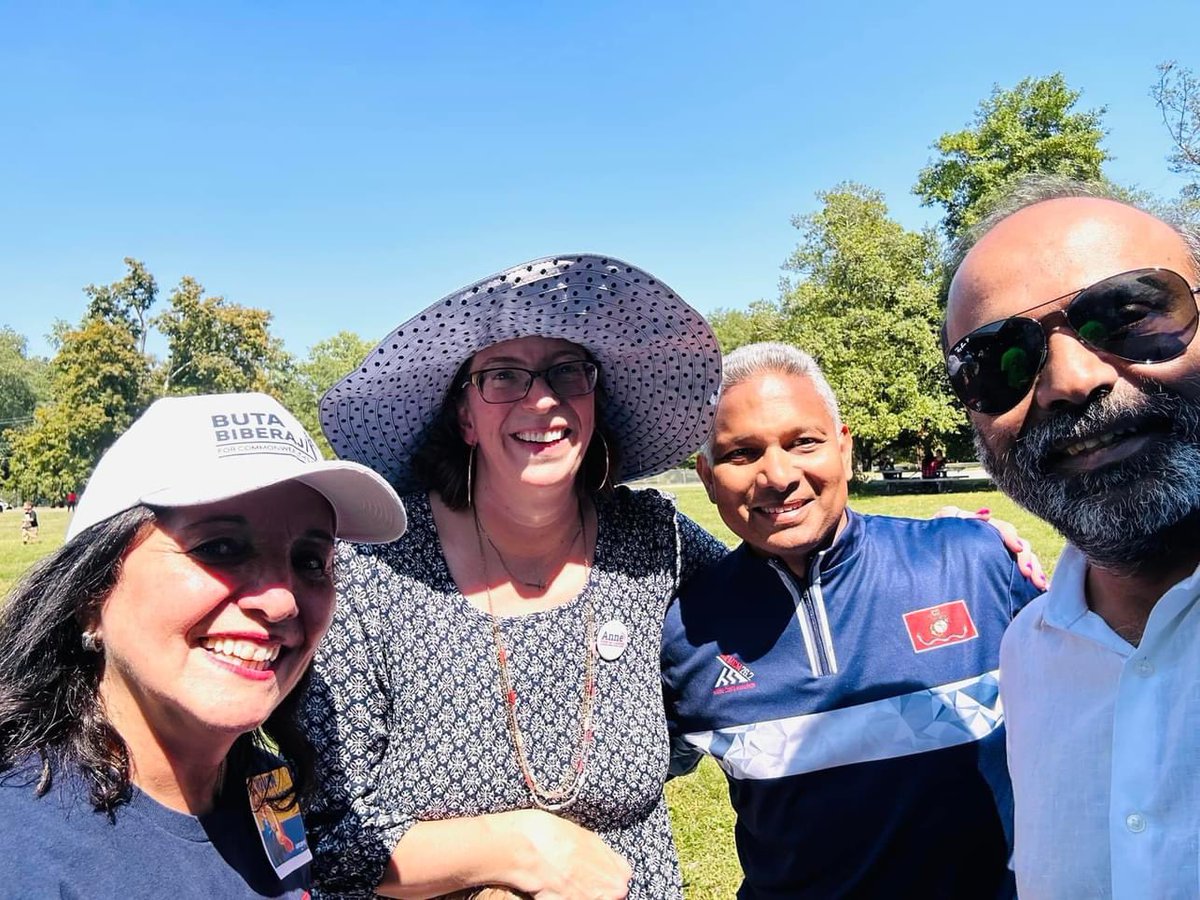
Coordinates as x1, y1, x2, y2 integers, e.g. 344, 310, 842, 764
81, 631, 102, 653
466, 444, 476, 508
597, 431, 611, 491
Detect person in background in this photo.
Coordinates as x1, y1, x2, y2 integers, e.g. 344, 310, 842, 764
662, 342, 1044, 899
920, 449, 946, 479
943, 176, 1200, 898
19, 501, 38, 543
0, 392, 406, 897
301, 255, 725, 899
921, 450, 937, 478
931, 448, 947, 477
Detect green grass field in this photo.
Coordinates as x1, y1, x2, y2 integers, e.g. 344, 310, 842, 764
0, 506, 70, 594
0, 491, 1062, 898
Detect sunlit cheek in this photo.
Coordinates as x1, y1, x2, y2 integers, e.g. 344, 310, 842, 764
174, 568, 234, 613
712, 475, 745, 505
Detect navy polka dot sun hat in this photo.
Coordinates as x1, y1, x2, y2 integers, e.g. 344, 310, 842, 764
320, 253, 722, 491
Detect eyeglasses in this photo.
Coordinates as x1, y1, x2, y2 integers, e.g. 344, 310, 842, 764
946, 267, 1200, 416
463, 359, 600, 404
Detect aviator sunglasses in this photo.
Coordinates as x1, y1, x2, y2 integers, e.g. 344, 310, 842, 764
462, 359, 600, 404
945, 267, 1200, 415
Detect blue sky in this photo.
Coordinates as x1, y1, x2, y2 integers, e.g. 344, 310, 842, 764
1, 0, 1197, 360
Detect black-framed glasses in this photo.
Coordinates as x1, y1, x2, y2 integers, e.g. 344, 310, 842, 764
463, 359, 600, 404
946, 267, 1200, 416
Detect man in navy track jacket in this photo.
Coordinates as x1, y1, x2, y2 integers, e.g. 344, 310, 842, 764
662, 342, 1043, 899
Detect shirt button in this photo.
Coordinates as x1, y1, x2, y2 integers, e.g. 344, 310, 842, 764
1135, 659, 1154, 676
1126, 813, 1147, 833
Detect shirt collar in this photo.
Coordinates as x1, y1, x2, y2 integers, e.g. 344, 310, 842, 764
735, 507, 864, 581
1042, 541, 1200, 649
1040, 543, 1091, 631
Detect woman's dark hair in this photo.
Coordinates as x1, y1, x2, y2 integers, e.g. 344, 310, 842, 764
0, 506, 314, 814
412, 354, 621, 510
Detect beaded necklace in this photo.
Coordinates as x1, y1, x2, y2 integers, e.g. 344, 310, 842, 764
472, 501, 597, 812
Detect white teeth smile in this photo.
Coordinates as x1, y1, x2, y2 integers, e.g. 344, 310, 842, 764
760, 503, 803, 515
201, 637, 281, 671
515, 429, 566, 443
1062, 426, 1139, 457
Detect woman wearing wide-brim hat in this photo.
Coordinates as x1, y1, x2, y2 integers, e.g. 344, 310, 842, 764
300, 255, 726, 899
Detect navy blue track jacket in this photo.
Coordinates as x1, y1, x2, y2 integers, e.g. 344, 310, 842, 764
662, 510, 1043, 899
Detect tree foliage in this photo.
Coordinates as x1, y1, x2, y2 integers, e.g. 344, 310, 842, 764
915, 73, 1109, 239
0, 329, 50, 484
708, 302, 784, 354
0, 328, 48, 428
1153, 61, 1200, 183
774, 184, 961, 468
2, 261, 294, 499
4, 318, 149, 501
278, 331, 375, 458
155, 276, 285, 396
1152, 61, 1200, 214
83, 257, 158, 357
707, 185, 972, 468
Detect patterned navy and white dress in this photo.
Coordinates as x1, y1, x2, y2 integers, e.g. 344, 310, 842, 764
301, 486, 726, 898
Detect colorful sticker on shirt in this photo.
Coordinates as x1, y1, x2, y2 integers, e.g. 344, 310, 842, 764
248, 766, 313, 880
901, 599, 978, 653
712, 653, 757, 694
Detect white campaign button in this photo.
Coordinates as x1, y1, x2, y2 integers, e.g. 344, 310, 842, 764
596, 619, 629, 661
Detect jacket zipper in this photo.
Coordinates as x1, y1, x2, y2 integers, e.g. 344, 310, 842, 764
769, 552, 837, 676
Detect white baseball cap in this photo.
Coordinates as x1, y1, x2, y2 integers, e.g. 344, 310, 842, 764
67, 392, 406, 543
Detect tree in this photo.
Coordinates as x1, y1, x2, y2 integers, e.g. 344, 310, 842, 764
297, 331, 375, 394
915, 74, 1109, 239
278, 331, 375, 457
4, 318, 148, 501
0, 328, 48, 429
1152, 61, 1200, 222
155, 276, 285, 395
0, 329, 50, 485
3, 261, 303, 499
775, 183, 961, 469
1153, 62, 1200, 187
708, 302, 784, 355
83, 258, 158, 356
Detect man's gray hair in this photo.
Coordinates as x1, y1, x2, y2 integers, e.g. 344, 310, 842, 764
943, 175, 1200, 296
700, 341, 841, 462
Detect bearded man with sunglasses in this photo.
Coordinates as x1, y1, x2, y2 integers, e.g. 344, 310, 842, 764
943, 176, 1200, 900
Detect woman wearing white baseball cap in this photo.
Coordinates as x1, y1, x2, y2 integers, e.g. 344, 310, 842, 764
0, 392, 405, 897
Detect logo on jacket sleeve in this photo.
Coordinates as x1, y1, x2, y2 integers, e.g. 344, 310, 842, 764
902, 600, 978, 653
713, 653, 757, 694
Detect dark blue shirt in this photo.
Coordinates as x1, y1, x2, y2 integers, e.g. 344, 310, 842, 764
663, 510, 1042, 899
0, 757, 311, 898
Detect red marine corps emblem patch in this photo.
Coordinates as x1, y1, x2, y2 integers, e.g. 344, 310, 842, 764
902, 600, 978, 653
